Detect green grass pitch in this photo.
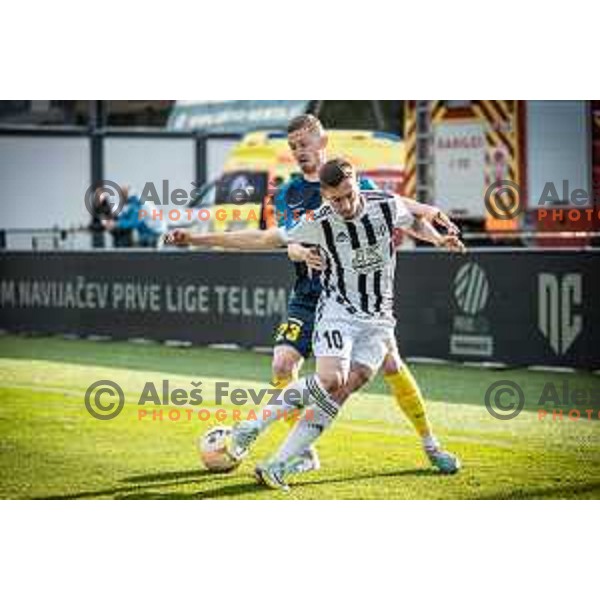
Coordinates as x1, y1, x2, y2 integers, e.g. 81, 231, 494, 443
0, 334, 599, 499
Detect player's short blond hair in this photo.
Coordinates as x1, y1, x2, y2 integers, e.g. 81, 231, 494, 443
287, 114, 324, 137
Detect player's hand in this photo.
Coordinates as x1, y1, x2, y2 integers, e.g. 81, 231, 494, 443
287, 243, 324, 270
163, 228, 191, 246
438, 235, 466, 253
431, 210, 460, 236
304, 247, 324, 270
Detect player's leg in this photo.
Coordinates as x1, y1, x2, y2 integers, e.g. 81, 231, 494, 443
255, 355, 354, 490
270, 343, 320, 473
336, 330, 460, 474
273, 317, 387, 468
272, 298, 321, 472
329, 361, 373, 405
256, 317, 411, 489
271, 329, 303, 388
381, 347, 460, 474
343, 322, 459, 474
254, 307, 355, 489
228, 299, 319, 465
382, 350, 433, 441
272, 290, 318, 387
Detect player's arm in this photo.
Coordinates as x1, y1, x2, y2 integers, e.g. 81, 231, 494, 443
164, 227, 284, 250
401, 197, 459, 235
407, 217, 466, 252
361, 177, 458, 234
393, 198, 465, 253
280, 212, 323, 248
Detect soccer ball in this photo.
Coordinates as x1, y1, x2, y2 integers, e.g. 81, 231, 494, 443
198, 426, 241, 473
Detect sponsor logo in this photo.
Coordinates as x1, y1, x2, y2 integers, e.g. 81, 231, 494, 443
450, 262, 494, 357
538, 273, 582, 355
351, 245, 385, 273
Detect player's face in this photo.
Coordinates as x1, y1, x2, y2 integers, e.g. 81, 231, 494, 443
322, 177, 362, 220
288, 127, 325, 176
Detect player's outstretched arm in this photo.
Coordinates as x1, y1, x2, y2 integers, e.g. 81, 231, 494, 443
406, 217, 466, 253
401, 197, 459, 235
163, 228, 284, 250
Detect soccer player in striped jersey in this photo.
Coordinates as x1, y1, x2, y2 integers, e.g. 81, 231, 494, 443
252, 158, 464, 489
166, 157, 465, 489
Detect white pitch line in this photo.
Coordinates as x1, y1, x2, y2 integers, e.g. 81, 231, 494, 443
208, 343, 240, 351
164, 340, 193, 348
528, 365, 577, 374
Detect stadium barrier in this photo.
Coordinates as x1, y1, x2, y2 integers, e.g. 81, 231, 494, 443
0, 249, 598, 369
0, 126, 240, 247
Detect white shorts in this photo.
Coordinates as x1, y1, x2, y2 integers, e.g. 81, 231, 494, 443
312, 300, 398, 373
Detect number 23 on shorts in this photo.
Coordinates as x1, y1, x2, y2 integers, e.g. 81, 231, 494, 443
275, 320, 303, 343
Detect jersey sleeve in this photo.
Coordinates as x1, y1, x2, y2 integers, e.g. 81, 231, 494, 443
274, 181, 292, 228
392, 196, 416, 229
278, 214, 322, 246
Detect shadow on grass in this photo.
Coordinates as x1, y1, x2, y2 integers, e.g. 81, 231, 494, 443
292, 467, 440, 489
35, 468, 217, 500
121, 468, 209, 484
115, 482, 272, 500
35, 465, 441, 500
475, 480, 600, 500
105, 466, 441, 499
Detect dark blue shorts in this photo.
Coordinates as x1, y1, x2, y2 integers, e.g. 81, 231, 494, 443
274, 290, 320, 359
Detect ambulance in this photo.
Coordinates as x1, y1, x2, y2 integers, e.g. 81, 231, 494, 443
190, 129, 405, 232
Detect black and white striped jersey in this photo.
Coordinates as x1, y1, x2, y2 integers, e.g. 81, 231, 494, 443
278, 191, 415, 321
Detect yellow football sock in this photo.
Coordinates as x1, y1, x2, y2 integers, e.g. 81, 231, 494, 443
384, 367, 432, 438
271, 375, 293, 390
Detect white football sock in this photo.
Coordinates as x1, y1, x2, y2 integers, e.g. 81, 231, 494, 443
272, 375, 339, 464
422, 434, 439, 452
254, 376, 313, 433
